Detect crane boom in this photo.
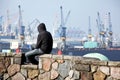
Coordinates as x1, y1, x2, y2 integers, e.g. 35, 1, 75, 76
97, 12, 102, 34
108, 12, 112, 36
60, 6, 64, 27
64, 11, 70, 25
0, 16, 3, 32
27, 19, 40, 39
18, 5, 23, 30
59, 6, 70, 39
108, 12, 113, 47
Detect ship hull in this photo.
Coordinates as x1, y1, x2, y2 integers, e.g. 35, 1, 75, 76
52, 48, 120, 61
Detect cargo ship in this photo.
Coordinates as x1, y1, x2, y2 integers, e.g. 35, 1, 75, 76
52, 40, 120, 61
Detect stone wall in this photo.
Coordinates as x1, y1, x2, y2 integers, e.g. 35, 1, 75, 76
0, 53, 120, 80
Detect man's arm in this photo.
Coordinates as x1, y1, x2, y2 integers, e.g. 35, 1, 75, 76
36, 34, 42, 49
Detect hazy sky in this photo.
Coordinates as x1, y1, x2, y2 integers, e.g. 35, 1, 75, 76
0, 0, 120, 38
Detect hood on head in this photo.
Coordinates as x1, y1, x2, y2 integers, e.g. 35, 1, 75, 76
38, 23, 46, 33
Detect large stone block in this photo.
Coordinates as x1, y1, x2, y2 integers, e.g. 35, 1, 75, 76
106, 76, 114, 80
14, 54, 22, 64
11, 57, 14, 64
55, 75, 64, 80
42, 58, 52, 71
91, 65, 98, 73
12, 72, 25, 80
0, 57, 4, 63
39, 54, 52, 58
39, 58, 42, 69
6, 53, 14, 57
7, 64, 20, 76
14, 57, 21, 64
58, 60, 70, 78
111, 67, 120, 79
21, 65, 38, 69
0, 53, 6, 56
93, 70, 106, 80
38, 72, 50, 80
72, 70, 80, 79
69, 70, 74, 78
74, 64, 90, 72
52, 62, 58, 70
4, 57, 11, 68
99, 66, 110, 75
50, 69, 59, 79
91, 60, 108, 66
108, 61, 120, 67
21, 69, 27, 78
28, 69, 39, 79
14, 54, 22, 57
68, 70, 80, 79
65, 76, 71, 80
63, 55, 73, 60
0, 62, 6, 75
3, 73, 9, 80
81, 71, 93, 80
52, 55, 63, 60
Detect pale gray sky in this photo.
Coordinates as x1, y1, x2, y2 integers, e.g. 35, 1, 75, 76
0, 0, 120, 38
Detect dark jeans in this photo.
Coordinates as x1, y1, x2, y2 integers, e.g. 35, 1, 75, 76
25, 49, 43, 64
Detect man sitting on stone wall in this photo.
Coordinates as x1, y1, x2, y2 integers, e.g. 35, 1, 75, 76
25, 23, 53, 65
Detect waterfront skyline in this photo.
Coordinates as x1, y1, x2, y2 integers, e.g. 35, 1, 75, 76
0, 0, 120, 39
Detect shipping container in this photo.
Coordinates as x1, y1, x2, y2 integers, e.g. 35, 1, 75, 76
84, 41, 98, 48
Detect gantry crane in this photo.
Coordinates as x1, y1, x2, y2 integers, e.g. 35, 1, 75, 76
96, 12, 106, 48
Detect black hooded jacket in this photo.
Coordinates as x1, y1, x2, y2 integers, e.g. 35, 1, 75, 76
36, 23, 53, 53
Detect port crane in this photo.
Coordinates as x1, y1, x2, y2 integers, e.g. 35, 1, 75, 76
0, 10, 12, 35
96, 12, 106, 48
26, 18, 40, 39
57, 6, 70, 51
96, 12, 113, 48
58, 6, 70, 40
108, 12, 113, 47
88, 16, 92, 41
18, 5, 25, 46
0, 16, 3, 32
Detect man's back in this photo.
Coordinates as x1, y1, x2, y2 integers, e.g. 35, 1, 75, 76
39, 31, 53, 53
36, 23, 53, 53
